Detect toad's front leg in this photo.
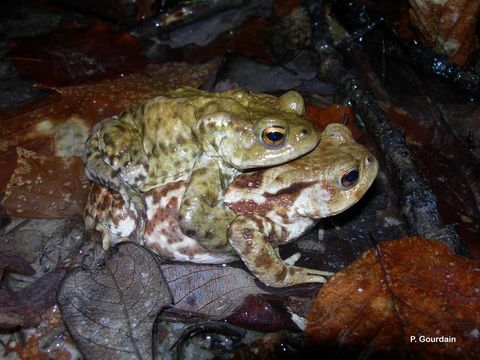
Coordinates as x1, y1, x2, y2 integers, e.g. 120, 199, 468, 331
178, 157, 236, 252
228, 215, 333, 287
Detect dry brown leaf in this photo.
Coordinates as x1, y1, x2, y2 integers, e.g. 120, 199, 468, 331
161, 263, 266, 319
2, 148, 90, 218
306, 237, 480, 358
409, 0, 480, 65
58, 242, 171, 360
0, 62, 216, 191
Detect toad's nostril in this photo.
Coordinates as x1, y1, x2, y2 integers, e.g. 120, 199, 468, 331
366, 155, 374, 164
300, 128, 309, 137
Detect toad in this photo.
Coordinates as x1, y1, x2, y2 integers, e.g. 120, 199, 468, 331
84, 87, 319, 249
85, 123, 378, 287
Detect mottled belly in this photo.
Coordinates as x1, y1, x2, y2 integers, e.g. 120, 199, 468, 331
85, 182, 236, 264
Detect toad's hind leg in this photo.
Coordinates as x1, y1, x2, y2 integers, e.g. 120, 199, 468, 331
228, 215, 333, 287
84, 117, 148, 243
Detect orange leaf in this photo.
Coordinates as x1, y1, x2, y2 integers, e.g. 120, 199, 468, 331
306, 237, 480, 358
305, 104, 363, 140
408, 0, 480, 66
2, 148, 89, 218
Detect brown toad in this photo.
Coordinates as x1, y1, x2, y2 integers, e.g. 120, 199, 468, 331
85, 123, 378, 287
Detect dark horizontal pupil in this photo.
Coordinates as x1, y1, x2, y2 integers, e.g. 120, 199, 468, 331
345, 169, 359, 183
267, 131, 284, 142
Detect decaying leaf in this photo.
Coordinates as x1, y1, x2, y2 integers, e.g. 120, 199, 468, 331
0, 62, 216, 191
4, 305, 81, 360
409, 0, 480, 65
0, 269, 66, 329
226, 295, 300, 331
2, 148, 90, 217
306, 237, 480, 358
0, 221, 43, 265
0, 253, 35, 279
161, 263, 266, 319
58, 242, 171, 360
0, 218, 86, 284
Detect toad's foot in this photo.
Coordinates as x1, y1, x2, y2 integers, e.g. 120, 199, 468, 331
283, 253, 334, 282
283, 252, 301, 266
229, 215, 334, 287
102, 232, 112, 251
284, 266, 333, 285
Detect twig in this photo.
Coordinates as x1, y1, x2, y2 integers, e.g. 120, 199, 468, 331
304, 0, 463, 254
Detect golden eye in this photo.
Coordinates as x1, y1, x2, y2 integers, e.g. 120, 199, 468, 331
261, 126, 286, 147
340, 167, 359, 189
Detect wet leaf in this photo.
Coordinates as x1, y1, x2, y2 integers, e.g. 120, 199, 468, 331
161, 263, 266, 319
0, 221, 44, 264
226, 295, 299, 331
58, 242, 171, 360
5, 331, 78, 360
0, 269, 66, 329
305, 104, 360, 138
9, 23, 145, 86
4, 305, 81, 360
0, 62, 216, 191
2, 148, 90, 218
306, 237, 480, 358
166, 1, 271, 50
0, 218, 85, 284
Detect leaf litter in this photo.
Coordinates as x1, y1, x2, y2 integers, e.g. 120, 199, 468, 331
1, 1, 480, 358
0, 269, 66, 329
58, 242, 171, 360
161, 264, 266, 319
